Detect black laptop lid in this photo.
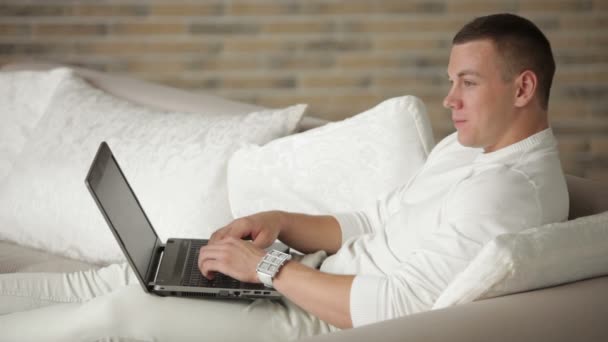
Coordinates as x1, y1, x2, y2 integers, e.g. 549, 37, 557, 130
85, 142, 161, 288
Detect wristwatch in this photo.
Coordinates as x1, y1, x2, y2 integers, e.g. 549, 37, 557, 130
256, 249, 292, 288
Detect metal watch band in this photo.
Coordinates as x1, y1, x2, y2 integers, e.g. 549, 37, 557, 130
256, 249, 292, 288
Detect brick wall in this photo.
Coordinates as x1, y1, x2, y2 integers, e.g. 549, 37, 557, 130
1, 0, 607, 180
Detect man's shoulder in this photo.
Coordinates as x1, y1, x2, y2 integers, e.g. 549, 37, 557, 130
448, 160, 568, 224
442, 166, 540, 224
459, 165, 536, 196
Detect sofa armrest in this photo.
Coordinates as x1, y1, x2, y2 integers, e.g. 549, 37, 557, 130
566, 175, 608, 219
301, 276, 608, 342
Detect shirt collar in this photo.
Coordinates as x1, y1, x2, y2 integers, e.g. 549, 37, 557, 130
473, 128, 556, 163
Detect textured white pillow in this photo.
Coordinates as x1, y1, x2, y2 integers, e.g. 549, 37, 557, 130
227, 95, 435, 217
0, 69, 71, 181
433, 211, 608, 309
0, 70, 305, 265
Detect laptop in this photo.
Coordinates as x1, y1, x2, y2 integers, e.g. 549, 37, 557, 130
85, 142, 288, 300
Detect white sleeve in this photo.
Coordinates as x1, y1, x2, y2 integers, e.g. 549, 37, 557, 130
333, 182, 409, 245
348, 168, 542, 326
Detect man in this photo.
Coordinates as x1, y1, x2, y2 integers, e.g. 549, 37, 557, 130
0, 13, 568, 341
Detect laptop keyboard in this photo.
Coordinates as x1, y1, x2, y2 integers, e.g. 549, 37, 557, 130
181, 240, 264, 290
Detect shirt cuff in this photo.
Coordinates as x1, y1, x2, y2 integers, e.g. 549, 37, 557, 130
333, 212, 366, 245
349, 275, 384, 327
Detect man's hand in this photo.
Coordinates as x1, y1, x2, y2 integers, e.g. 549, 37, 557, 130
199, 210, 352, 328
198, 236, 265, 283
198, 211, 285, 283
209, 211, 285, 249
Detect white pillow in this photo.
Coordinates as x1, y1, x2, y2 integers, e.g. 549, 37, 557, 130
433, 211, 608, 309
0, 69, 71, 181
0, 69, 305, 265
227, 95, 435, 217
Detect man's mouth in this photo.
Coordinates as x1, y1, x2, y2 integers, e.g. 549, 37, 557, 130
452, 117, 466, 128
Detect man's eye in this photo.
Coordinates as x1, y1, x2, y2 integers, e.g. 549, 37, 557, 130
463, 80, 475, 87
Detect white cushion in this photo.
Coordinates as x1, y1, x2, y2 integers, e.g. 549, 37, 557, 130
227, 95, 435, 217
433, 211, 608, 309
0, 69, 71, 182
0, 69, 305, 265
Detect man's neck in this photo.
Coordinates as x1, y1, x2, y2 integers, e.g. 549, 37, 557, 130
484, 108, 549, 153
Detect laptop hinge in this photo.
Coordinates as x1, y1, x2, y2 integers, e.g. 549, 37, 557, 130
150, 249, 165, 286
146, 244, 165, 287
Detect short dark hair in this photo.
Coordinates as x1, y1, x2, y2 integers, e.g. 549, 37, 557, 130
453, 13, 555, 110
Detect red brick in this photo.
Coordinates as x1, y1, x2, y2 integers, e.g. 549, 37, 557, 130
554, 69, 608, 84
299, 74, 370, 88
445, 1, 518, 13
79, 41, 221, 55
519, 0, 593, 12
75, 4, 147, 16
593, 0, 608, 10
0, 24, 30, 35
261, 20, 334, 34
148, 4, 222, 16
345, 17, 465, 34
559, 14, 608, 30
111, 23, 187, 35
227, 3, 295, 16
34, 24, 106, 36
0, 4, 69, 16
590, 136, 608, 158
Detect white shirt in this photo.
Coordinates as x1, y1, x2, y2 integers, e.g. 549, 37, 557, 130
320, 128, 569, 327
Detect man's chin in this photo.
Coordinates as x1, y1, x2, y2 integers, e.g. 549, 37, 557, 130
456, 131, 478, 148
456, 131, 468, 145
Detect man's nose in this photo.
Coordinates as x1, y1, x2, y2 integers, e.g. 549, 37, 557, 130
443, 88, 460, 110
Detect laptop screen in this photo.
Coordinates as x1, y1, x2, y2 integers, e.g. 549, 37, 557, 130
86, 143, 160, 283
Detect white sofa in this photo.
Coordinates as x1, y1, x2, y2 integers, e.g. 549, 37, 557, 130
304, 174, 608, 342
1, 62, 607, 341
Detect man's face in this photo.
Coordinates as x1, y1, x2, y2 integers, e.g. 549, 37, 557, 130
444, 39, 518, 152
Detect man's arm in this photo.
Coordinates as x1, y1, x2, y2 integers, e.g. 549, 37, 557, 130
198, 236, 354, 328
208, 210, 342, 255
273, 261, 354, 329
254, 212, 353, 327
278, 212, 342, 254
200, 211, 353, 328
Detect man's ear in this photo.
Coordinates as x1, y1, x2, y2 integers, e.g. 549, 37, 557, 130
514, 70, 538, 108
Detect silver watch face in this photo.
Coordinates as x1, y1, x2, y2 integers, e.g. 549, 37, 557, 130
256, 250, 292, 280
257, 261, 277, 276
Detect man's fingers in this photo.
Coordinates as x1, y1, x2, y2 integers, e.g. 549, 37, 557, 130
198, 237, 265, 284
252, 230, 274, 248
209, 227, 229, 244
199, 259, 222, 279
229, 223, 255, 240
209, 222, 254, 245
198, 245, 230, 276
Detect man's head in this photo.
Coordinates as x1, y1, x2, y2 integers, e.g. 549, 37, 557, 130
444, 13, 556, 152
